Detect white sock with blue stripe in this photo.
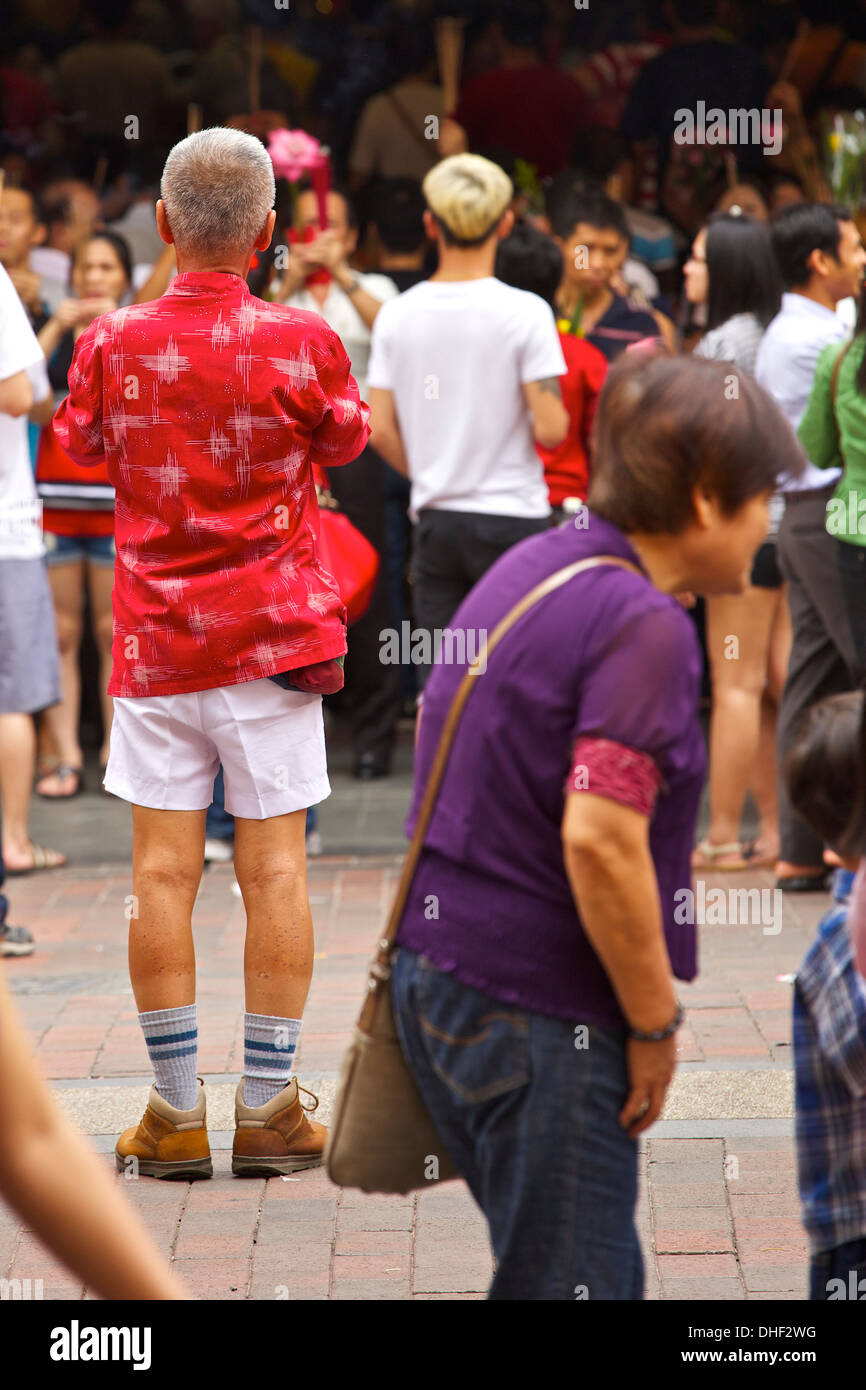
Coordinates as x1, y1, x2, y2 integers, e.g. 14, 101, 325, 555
139, 1003, 198, 1112
243, 1011, 301, 1108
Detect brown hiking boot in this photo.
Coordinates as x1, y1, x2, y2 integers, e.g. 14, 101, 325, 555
115, 1079, 212, 1180
232, 1077, 327, 1177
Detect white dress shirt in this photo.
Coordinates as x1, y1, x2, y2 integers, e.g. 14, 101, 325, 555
755, 292, 847, 493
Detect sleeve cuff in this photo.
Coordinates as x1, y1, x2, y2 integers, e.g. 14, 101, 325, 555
566, 736, 661, 817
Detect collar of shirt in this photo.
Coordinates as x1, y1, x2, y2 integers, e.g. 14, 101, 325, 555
164, 270, 250, 298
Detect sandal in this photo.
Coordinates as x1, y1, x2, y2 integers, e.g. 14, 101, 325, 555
35, 763, 84, 799
743, 841, 778, 869
5, 843, 67, 875
691, 838, 751, 871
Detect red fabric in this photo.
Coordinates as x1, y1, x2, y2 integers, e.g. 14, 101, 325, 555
37, 423, 115, 537
52, 271, 370, 697
537, 333, 607, 506
316, 509, 379, 626
43, 508, 114, 538
567, 735, 661, 817
455, 66, 590, 179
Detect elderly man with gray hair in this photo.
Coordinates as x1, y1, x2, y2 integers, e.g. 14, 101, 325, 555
53, 128, 370, 1179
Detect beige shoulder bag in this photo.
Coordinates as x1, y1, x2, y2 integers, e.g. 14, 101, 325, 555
325, 553, 642, 1194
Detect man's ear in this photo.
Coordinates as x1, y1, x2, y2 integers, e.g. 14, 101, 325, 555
807, 245, 828, 280
256, 208, 277, 251
422, 208, 438, 241
691, 486, 715, 530
496, 208, 515, 241
156, 199, 175, 246
31, 221, 47, 248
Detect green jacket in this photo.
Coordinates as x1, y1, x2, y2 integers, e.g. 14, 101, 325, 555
798, 334, 866, 547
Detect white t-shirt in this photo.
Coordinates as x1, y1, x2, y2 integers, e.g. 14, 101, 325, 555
286, 272, 399, 400
0, 264, 48, 560
367, 277, 567, 519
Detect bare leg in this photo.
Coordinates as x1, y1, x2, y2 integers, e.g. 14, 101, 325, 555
0, 713, 66, 870
128, 805, 206, 1012
750, 587, 791, 862
36, 560, 85, 796
701, 589, 777, 858
86, 560, 115, 767
234, 810, 313, 1019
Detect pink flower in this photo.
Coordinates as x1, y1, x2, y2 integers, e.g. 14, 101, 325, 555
267, 128, 327, 182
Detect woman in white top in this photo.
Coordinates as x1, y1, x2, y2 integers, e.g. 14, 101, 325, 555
684, 211, 787, 871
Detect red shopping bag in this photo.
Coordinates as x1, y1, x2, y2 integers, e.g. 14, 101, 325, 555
315, 491, 379, 626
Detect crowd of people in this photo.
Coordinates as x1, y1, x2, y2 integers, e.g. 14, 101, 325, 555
3, 0, 866, 1302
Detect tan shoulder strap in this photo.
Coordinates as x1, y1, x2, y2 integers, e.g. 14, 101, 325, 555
831, 338, 853, 409
369, 553, 642, 970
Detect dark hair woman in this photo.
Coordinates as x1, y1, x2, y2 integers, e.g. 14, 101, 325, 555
799, 289, 866, 681
390, 353, 804, 1300
31, 231, 133, 807
683, 211, 789, 875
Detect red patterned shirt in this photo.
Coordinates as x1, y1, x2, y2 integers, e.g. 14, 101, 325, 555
52, 271, 370, 697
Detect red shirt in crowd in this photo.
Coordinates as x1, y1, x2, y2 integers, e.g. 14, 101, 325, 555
52, 270, 370, 698
536, 331, 607, 506
455, 65, 589, 179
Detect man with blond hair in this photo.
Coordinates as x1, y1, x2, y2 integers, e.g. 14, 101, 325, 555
368, 153, 568, 684
53, 127, 370, 1179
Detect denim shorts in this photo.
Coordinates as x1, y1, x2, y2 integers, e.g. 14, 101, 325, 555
43, 530, 115, 567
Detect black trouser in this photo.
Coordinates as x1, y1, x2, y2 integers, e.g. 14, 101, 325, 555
327, 445, 402, 764
777, 486, 859, 869
836, 536, 866, 683
411, 508, 550, 687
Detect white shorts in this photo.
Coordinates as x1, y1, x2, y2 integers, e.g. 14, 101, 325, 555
103, 679, 330, 818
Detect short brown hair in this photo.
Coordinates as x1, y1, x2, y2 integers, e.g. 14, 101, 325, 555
588, 353, 805, 534
784, 692, 863, 853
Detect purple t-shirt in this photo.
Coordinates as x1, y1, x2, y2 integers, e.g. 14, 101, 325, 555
396, 512, 706, 1025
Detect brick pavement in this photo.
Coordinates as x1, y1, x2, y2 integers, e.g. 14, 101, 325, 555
2, 850, 827, 1300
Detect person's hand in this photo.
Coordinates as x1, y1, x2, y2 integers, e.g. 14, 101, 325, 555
7, 266, 42, 313
767, 81, 803, 121
305, 229, 346, 275
77, 296, 118, 324
673, 591, 696, 609
436, 115, 468, 157
52, 297, 85, 332
620, 1034, 678, 1137
275, 243, 318, 300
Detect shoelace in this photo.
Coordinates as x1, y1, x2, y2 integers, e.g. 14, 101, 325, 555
298, 1084, 319, 1113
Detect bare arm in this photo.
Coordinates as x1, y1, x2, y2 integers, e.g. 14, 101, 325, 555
523, 376, 569, 449
562, 793, 678, 1134
0, 369, 33, 419
368, 386, 410, 477
134, 243, 176, 304
0, 967, 186, 1299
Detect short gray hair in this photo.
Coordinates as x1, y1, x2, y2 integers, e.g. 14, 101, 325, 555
160, 128, 275, 259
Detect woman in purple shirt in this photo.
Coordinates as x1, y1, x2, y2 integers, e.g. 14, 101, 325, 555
391, 353, 805, 1300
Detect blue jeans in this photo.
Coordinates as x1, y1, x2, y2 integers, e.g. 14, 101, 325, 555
391, 947, 643, 1300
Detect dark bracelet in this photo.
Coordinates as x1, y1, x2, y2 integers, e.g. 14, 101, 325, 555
628, 1002, 684, 1043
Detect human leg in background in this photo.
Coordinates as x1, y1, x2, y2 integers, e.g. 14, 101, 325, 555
327, 445, 402, 778
0, 713, 66, 872
204, 765, 235, 863
776, 492, 858, 886
695, 587, 779, 869
748, 586, 791, 866
836, 536, 866, 683
0, 791, 34, 957
35, 557, 85, 798
87, 553, 116, 771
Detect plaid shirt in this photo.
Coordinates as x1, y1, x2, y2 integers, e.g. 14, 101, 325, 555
52, 271, 370, 697
794, 871, 866, 1254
